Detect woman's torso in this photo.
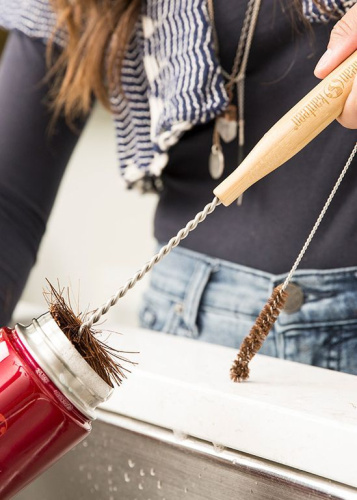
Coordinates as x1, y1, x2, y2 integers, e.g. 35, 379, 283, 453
154, 0, 357, 274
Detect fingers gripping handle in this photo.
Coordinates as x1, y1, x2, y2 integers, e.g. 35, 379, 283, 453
213, 51, 357, 206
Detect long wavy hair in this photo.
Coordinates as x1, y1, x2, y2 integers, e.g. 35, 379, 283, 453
47, 0, 336, 122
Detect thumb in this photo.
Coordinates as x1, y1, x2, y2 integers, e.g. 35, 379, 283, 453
314, 4, 357, 79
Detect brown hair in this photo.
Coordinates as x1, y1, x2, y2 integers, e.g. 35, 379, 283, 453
47, 0, 141, 122
48, 0, 336, 122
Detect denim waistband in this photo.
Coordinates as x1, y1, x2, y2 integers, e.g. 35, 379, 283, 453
140, 244, 357, 375
148, 244, 357, 328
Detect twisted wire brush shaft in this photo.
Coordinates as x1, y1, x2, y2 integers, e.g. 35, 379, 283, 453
230, 142, 357, 382
79, 196, 221, 335
78, 54, 357, 366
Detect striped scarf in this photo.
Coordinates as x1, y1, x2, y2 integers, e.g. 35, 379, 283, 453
0, 0, 355, 191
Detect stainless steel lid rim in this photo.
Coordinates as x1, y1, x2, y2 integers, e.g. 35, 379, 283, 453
15, 312, 113, 419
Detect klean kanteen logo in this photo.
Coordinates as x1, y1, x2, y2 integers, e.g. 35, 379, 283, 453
291, 93, 329, 130
291, 60, 357, 130
0, 413, 7, 437
324, 79, 344, 99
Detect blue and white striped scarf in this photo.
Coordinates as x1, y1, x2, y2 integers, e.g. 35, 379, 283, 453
0, 0, 355, 190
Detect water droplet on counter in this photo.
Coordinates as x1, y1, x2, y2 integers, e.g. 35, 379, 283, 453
79, 465, 85, 472
138, 483, 144, 490
82, 441, 88, 448
157, 480, 162, 490
128, 459, 135, 468
212, 443, 225, 453
108, 478, 113, 485
124, 473, 130, 483
109, 496, 114, 500
173, 430, 188, 441
94, 484, 100, 491
140, 469, 145, 477
184, 487, 188, 493
108, 465, 113, 473
198, 473, 202, 479
87, 472, 92, 480
150, 468, 155, 476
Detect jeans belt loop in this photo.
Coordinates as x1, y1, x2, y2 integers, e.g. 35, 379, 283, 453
181, 259, 214, 334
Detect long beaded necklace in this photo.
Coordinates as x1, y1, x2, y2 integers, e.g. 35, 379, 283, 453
207, 0, 262, 204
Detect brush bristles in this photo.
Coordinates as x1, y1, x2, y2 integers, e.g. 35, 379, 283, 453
44, 281, 136, 387
230, 285, 288, 383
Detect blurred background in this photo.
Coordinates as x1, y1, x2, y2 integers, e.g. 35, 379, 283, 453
0, 29, 158, 329
14, 102, 158, 327
0, 30, 158, 327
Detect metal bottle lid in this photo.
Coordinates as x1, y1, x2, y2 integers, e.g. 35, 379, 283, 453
15, 312, 113, 419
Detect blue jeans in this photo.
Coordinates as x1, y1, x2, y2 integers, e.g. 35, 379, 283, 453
139, 245, 357, 376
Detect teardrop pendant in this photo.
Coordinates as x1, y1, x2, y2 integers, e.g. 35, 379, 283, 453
209, 144, 225, 180
216, 104, 238, 143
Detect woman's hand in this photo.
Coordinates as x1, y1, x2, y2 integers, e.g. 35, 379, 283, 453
314, 3, 357, 129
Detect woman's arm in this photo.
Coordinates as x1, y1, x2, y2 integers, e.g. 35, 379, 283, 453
0, 30, 89, 325
314, 3, 357, 129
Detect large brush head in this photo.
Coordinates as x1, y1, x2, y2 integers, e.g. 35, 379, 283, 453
44, 281, 136, 387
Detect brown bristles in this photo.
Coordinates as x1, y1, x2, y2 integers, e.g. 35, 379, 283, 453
44, 280, 136, 387
230, 285, 288, 383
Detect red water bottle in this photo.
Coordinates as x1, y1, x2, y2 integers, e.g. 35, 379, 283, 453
0, 312, 112, 499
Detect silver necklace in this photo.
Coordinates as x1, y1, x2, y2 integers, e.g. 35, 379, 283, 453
207, 0, 261, 206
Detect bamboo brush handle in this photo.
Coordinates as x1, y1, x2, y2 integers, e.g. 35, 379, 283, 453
214, 51, 357, 206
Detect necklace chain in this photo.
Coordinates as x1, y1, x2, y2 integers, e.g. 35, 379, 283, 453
207, 0, 260, 94
207, 0, 262, 191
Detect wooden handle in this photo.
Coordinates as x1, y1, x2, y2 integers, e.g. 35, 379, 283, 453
214, 51, 357, 206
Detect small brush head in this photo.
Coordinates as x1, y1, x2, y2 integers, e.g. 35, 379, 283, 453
44, 281, 136, 387
230, 285, 288, 383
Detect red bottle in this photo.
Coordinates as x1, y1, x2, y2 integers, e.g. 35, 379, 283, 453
0, 313, 112, 499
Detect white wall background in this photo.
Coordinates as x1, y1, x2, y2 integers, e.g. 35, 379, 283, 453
14, 105, 158, 328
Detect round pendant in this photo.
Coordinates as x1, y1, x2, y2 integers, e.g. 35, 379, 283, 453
209, 145, 225, 179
